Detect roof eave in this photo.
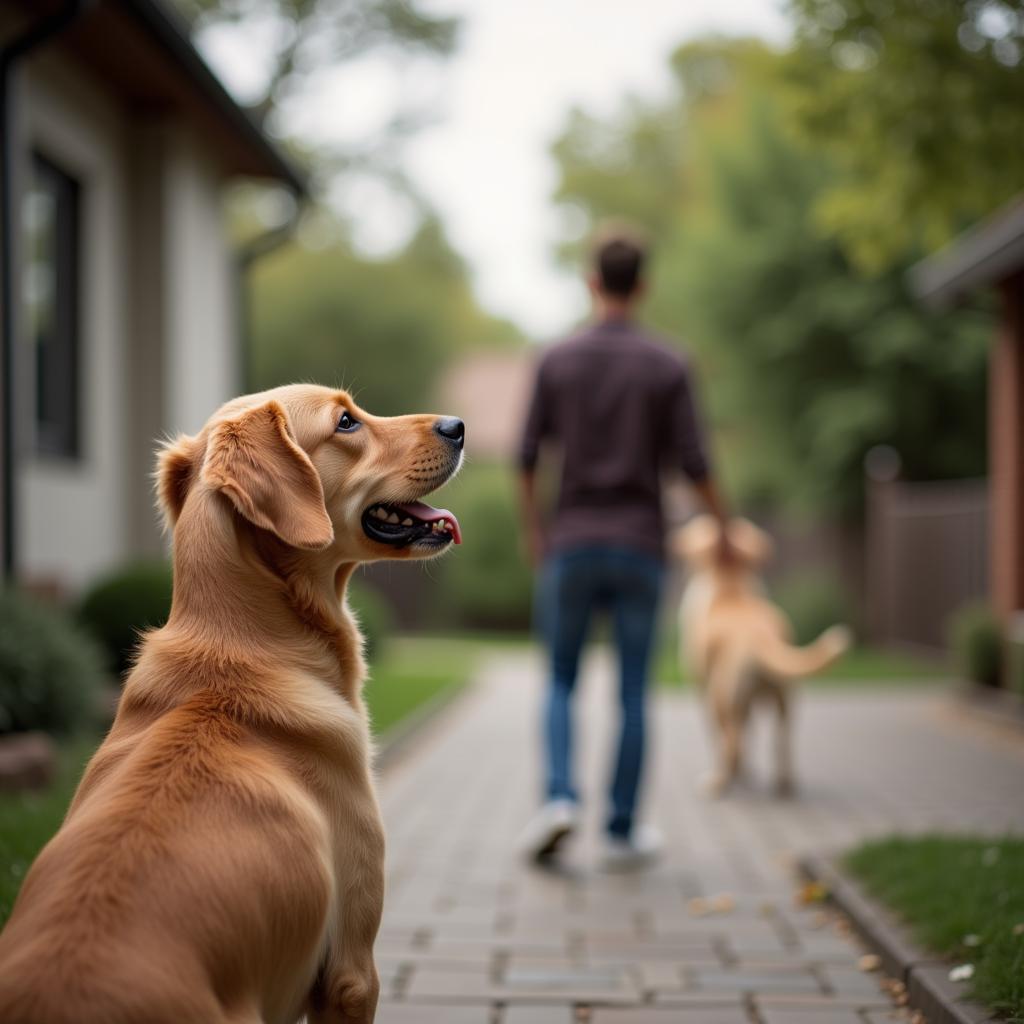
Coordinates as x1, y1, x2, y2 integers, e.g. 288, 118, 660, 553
909, 196, 1024, 310
121, 0, 307, 196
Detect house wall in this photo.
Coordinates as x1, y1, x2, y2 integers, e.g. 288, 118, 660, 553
990, 271, 1024, 619
162, 129, 238, 437
12, 54, 239, 592
14, 54, 132, 592
124, 124, 239, 557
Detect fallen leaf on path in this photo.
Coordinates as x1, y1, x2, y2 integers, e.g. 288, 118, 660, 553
858, 953, 882, 972
796, 881, 829, 905
949, 964, 975, 982
711, 893, 735, 913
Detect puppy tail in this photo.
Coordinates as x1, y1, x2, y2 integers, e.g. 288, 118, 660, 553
753, 625, 853, 681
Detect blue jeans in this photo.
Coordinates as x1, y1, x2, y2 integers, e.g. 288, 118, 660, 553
537, 546, 664, 838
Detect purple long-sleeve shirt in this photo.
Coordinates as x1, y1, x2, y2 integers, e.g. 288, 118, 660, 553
519, 317, 711, 558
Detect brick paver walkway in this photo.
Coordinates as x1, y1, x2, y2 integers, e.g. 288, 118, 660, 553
373, 649, 1024, 1023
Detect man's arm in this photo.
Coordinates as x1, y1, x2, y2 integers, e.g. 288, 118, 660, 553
518, 469, 544, 568
671, 362, 733, 562
518, 357, 549, 567
691, 475, 734, 564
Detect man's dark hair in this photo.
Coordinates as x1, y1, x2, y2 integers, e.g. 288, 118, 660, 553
592, 230, 647, 297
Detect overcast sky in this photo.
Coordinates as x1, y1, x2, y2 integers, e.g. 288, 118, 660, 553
201, 1, 790, 339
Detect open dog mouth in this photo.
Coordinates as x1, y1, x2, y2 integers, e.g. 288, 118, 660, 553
361, 500, 462, 548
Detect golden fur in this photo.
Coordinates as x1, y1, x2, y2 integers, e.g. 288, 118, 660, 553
674, 515, 851, 797
0, 385, 463, 1024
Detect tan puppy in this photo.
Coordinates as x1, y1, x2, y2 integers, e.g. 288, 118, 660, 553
674, 515, 850, 797
0, 385, 465, 1024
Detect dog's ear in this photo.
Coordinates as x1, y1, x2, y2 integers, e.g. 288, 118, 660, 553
728, 519, 774, 566
201, 401, 334, 551
155, 434, 201, 530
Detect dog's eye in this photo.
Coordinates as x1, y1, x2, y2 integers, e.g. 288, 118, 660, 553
336, 411, 360, 434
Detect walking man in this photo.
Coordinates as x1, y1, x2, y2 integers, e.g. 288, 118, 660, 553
518, 227, 730, 868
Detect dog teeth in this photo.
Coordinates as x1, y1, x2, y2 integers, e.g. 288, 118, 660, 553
387, 512, 400, 524
375, 507, 389, 521
402, 518, 413, 526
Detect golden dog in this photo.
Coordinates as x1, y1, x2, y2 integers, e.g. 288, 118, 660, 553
0, 385, 464, 1024
675, 515, 850, 797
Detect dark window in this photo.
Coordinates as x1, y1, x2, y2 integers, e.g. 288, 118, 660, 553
23, 154, 81, 458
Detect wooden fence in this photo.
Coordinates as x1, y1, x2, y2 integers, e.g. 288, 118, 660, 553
865, 476, 989, 651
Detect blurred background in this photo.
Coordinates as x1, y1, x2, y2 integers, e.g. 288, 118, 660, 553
1, 0, 1023, 793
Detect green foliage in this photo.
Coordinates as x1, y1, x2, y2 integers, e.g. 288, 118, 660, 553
176, 0, 458, 129
77, 562, 174, 679
787, 0, 1024, 271
0, 591, 107, 736
551, 39, 990, 516
949, 601, 1003, 688
250, 218, 520, 413
774, 568, 855, 645
347, 578, 394, 661
846, 835, 1024, 1018
435, 463, 533, 630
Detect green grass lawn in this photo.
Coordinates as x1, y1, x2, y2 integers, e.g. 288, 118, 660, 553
846, 835, 1024, 1021
0, 735, 99, 924
364, 634, 489, 735
653, 632, 949, 687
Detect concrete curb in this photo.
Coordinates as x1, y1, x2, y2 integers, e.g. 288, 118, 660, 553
953, 683, 1024, 734
799, 854, 1001, 1024
374, 675, 474, 773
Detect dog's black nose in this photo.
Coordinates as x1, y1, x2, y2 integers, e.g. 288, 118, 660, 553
434, 416, 465, 450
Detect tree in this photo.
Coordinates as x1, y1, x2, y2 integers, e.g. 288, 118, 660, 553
550, 39, 991, 516
176, 0, 458, 129
249, 217, 520, 416
786, 0, 1024, 271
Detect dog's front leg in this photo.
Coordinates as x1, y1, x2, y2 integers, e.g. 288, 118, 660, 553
309, 800, 385, 1024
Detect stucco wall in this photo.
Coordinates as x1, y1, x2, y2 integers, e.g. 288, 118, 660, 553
15, 55, 132, 592
163, 131, 238, 438
12, 57, 238, 593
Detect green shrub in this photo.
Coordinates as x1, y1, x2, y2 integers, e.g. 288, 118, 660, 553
774, 568, 855, 645
0, 589, 107, 735
949, 601, 1002, 688
347, 579, 394, 661
435, 463, 533, 630
77, 561, 173, 677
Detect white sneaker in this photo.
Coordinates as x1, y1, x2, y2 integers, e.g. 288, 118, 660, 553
600, 824, 663, 871
518, 799, 579, 861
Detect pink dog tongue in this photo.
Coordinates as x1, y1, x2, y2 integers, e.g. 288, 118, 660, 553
396, 501, 462, 545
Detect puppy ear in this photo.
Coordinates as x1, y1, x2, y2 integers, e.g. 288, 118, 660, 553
201, 401, 334, 551
155, 434, 201, 529
728, 519, 774, 565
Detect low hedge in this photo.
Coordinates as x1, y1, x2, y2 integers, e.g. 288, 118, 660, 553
948, 601, 1002, 688
76, 561, 173, 678
0, 589, 107, 735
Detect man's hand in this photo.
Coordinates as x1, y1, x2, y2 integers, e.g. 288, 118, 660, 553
715, 530, 737, 567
